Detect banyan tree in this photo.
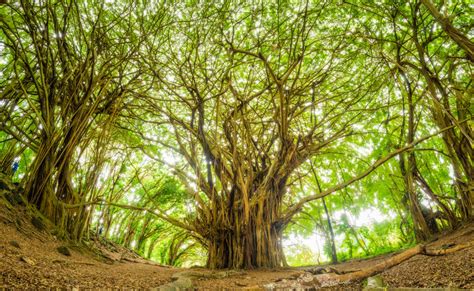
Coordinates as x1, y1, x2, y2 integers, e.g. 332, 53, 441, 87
1, 0, 472, 269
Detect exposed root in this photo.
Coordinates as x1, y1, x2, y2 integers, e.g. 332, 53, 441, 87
423, 242, 473, 256
313, 242, 473, 286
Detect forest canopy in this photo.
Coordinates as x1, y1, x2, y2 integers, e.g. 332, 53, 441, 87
0, 0, 472, 269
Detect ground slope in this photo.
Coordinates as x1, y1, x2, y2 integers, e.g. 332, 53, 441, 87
0, 190, 472, 289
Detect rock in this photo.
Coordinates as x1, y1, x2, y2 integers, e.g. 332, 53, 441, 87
57, 246, 72, 256
31, 217, 45, 231
9, 240, 20, 248
20, 256, 36, 266
301, 273, 314, 283
441, 243, 456, 249
308, 267, 326, 274
171, 271, 202, 280
365, 275, 386, 289
173, 277, 193, 288
235, 281, 248, 287
159, 277, 193, 290
264, 283, 275, 289
213, 270, 246, 279
307, 266, 340, 275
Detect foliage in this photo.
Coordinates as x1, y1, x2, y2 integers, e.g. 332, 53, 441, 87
0, 0, 472, 268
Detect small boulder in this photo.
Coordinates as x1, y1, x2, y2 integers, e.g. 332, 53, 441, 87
365, 275, 386, 289
31, 217, 45, 231
301, 273, 314, 283
308, 267, 325, 274
57, 246, 72, 256
235, 282, 248, 287
9, 240, 20, 248
160, 277, 193, 290
441, 243, 455, 249
20, 256, 36, 266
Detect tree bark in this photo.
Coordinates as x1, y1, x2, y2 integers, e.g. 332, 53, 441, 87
206, 219, 285, 269
205, 193, 286, 269
410, 5, 473, 220
25, 130, 56, 216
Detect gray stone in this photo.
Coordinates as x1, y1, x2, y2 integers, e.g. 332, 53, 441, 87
57, 246, 72, 256
171, 271, 202, 279
364, 275, 386, 289
159, 277, 193, 290
31, 217, 45, 231
20, 256, 36, 265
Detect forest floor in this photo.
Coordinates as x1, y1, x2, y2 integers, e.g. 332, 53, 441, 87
0, 193, 473, 290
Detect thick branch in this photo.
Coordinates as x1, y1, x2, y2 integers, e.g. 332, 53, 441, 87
420, 0, 474, 61
63, 200, 195, 233
283, 121, 466, 221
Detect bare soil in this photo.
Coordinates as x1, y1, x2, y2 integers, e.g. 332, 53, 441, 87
0, 194, 472, 289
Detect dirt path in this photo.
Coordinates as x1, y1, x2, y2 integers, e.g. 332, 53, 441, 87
0, 200, 302, 289
0, 199, 472, 289
0, 207, 176, 288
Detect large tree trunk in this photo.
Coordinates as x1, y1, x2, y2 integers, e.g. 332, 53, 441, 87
410, 10, 473, 220
26, 130, 56, 217
205, 194, 286, 269
207, 219, 285, 269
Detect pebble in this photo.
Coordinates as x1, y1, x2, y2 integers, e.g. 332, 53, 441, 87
301, 273, 314, 283
20, 256, 36, 266
365, 275, 386, 288
57, 246, 72, 256
9, 240, 21, 248
235, 281, 248, 286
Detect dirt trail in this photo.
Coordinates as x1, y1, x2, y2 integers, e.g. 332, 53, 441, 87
0, 196, 472, 289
